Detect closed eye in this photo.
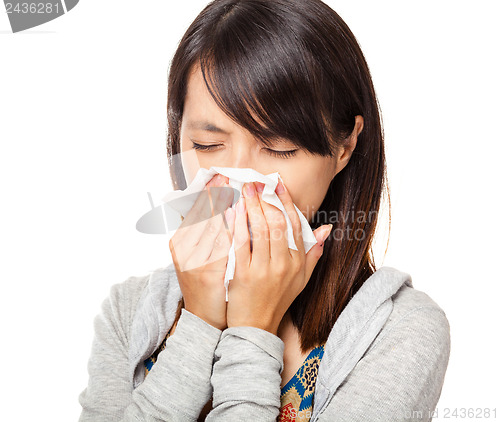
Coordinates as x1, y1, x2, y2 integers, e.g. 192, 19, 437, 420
265, 148, 298, 159
191, 142, 298, 159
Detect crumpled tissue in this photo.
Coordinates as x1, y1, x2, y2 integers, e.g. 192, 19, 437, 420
162, 166, 317, 301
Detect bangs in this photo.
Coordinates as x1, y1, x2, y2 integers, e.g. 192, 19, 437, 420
196, 2, 336, 156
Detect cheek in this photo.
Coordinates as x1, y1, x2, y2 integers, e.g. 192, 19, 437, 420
180, 142, 200, 186
282, 166, 331, 223
282, 175, 316, 218
297, 190, 325, 223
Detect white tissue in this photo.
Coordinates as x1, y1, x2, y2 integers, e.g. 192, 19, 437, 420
162, 166, 318, 301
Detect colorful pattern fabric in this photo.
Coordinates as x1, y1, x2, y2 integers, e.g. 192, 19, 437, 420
144, 329, 171, 377
278, 344, 325, 421
144, 330, 325, 422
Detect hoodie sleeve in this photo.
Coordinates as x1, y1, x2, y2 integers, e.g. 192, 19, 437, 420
205, 326, 285, 421
78, 278, 222, 422
315, 305, 451, 422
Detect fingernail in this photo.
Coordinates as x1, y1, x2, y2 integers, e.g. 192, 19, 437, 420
244, 182, 256, 197
276, 180, 285, 194
236, 197, 246, 214
256, 182, 264, 193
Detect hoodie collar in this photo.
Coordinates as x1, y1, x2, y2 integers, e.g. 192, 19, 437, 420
129, 264, 413, 415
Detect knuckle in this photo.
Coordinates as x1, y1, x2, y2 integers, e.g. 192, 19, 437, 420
214, 234, 227, 249
269, 226, 282, 242
274, 261, 288, 277
206, 219, 220, 236
259, 217, 270, 233
290, 213, 301, 229
295, 256, 305, 272
269, 210, 287, 228
236, 267, 248, 280
255, 269, 267, 284
253, 220, 267, 236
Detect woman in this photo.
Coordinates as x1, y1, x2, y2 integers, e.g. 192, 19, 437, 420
78, 0, 451, 421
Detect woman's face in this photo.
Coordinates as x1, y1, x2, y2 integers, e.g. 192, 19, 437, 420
179, 66, 358, 223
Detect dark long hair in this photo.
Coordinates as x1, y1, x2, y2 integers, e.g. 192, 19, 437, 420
166, 0, 390, 353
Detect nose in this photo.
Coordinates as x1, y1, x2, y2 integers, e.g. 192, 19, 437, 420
231, 155, 252, 169
225, 137, 256, 170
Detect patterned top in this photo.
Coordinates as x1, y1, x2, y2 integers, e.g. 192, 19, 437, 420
144, 328, 171, 377
279, 344, 325, 421
144, 329, 325, 422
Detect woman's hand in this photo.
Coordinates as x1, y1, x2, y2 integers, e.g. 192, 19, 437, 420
169, 174, 236, 331
227, 180, 333, 335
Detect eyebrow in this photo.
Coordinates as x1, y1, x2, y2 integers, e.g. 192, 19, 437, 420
185, 121, 231, 135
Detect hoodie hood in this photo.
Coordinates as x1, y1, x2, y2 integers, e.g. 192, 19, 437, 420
311, 266, 413, 421
128, 264, 413, 418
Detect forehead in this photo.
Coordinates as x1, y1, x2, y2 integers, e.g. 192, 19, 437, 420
183, 66, 235, 125
185, 66, 209, 101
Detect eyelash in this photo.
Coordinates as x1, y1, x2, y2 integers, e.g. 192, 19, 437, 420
191, 142, 298, 159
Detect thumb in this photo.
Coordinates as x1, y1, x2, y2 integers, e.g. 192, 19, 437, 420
313, 224, 333, 247
304, 224, 333, 278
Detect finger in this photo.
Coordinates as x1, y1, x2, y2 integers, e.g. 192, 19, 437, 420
304, 224, 332, 285
275, 179, 305, 258
255, 183, 289, 264
224, 204, 236, 239
206, 207, 236, 268
178, 175, 231, 247
170, 175, 228, 269
208, 178, 234, 217
180, 174, 225, 229
182, 213, 224, 272
233, 196, 250, 270
242, 182, 269, 266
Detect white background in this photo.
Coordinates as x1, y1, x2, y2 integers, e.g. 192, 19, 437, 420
1, 0, 498, 420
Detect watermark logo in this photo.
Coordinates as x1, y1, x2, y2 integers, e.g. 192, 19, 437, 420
136, 188, 239, 235
4, 0, 79, 33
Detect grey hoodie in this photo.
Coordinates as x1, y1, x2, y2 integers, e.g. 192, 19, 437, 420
78, 264, 450, 421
